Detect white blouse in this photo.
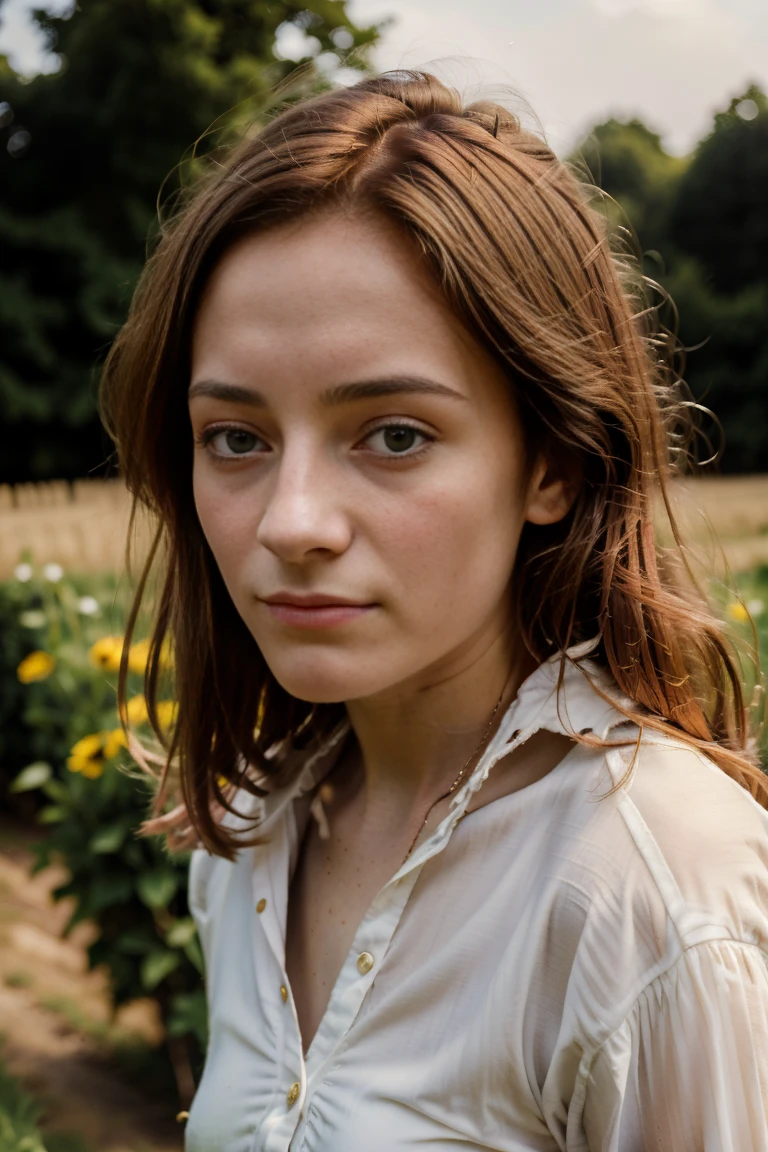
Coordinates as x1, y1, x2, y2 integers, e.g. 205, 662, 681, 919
185, 651, 768, 1151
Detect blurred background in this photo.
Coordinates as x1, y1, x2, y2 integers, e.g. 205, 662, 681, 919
0, 2, 766, 1149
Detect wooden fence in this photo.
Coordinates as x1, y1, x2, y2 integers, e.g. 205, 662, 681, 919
1, 475, 767, 580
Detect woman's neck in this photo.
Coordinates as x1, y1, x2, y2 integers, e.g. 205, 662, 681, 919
339, 625, 536, 829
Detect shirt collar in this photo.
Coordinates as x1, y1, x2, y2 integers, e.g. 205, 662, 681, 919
223, 641, 633, 842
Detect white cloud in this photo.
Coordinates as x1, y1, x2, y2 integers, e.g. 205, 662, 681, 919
350, 0, 768, 155
589, 0, 703, 17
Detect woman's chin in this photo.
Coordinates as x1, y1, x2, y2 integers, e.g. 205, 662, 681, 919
265, 661, 371, 706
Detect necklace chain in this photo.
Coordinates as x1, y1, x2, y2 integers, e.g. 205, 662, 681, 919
401, 679, 508, 864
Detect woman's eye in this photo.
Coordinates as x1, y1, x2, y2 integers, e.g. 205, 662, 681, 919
204, 428, 265, 457
364, 424, 431, 456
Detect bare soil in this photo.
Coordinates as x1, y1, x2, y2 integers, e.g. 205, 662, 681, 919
0, 821, 184, 1152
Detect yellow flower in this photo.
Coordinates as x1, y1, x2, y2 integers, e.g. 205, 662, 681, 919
155, 700, 179, 730
80, 758, 106, 780
127, 639, 150, 675
17, 650, 56, 683
103, 728, 128, 760
122, 694, 149, 725
727, 601, 750, 623
67, 733, 107, 779
89, 636, 124, 671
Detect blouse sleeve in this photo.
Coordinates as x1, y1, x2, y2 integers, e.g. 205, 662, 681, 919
578, 939, 768, 1152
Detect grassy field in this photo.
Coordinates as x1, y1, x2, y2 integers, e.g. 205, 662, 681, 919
1, 475, 767, 579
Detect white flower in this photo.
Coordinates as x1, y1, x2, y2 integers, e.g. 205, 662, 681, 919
77, 595, 100, 616
43, 562, 64, 583
747, 599, 764, 618
14, 563, 33, 582
19, 609, 47, 629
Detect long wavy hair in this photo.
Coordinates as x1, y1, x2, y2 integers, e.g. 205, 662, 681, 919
99, 68, 767, 857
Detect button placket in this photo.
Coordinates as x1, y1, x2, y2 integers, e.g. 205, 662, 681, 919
303, 867, 422, 1092
251, 838, 308, 1152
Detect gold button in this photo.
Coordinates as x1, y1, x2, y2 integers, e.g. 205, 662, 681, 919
280, 984, 288, 1003
256, 898, 267, 913
286, 1081, 301, 1108
357, 951, 375, 975
175, 1110, 189, 1123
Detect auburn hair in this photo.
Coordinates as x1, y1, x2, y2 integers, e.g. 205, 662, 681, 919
99, 69, 767, 857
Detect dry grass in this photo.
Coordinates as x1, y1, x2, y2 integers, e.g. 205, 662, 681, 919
1, 474, 767, 581
659, 474, 768, 575
0, 481, 155, 579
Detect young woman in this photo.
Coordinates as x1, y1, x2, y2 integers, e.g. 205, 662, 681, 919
100, 70, 768, 1150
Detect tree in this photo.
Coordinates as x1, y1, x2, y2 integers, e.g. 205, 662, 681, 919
0, 0, 382, 482
572, 116, 686, 258
572, 87, 768, 474
668, 84, 768, 296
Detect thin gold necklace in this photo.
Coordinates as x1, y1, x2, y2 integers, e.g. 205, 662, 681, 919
401, 678, 508, 863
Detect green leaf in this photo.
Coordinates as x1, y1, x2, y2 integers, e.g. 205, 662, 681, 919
136, 868, 178, 910
113, 928, 157, 955
165, 917, 197, 948
89, 873, 134, 911
140, 949, 180, 991
89, 823, 128, 854
37, 805, 65, 824
42, 778, 69, 802
184, 935, 205, 975
11, 761, 52, 792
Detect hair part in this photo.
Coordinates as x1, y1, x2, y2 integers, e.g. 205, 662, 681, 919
99, 69, 767, 857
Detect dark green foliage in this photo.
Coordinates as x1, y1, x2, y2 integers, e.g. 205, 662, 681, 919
573, 85, 768, 473
0, 0, 381, 482
669, 85, 768, 295
575, 117, 686, 255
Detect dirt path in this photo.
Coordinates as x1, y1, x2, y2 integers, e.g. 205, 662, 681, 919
0, 823, 184, 1152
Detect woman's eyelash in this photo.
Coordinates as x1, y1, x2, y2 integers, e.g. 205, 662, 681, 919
360, 421, 435, 457
194, 421, 436, 461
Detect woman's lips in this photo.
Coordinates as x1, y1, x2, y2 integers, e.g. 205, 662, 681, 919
263, 602, 375, 629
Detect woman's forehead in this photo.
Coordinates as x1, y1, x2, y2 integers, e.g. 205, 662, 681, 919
190, 213, 507, 408
196, 211, 444, 327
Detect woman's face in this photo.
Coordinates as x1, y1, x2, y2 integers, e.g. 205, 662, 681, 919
189, 210, 569, 704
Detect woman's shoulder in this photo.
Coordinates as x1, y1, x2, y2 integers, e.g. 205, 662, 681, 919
616, 734, 768, 941
554, 730, 768, 1004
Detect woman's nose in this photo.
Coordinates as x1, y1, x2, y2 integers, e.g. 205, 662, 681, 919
255, 448, 353, 563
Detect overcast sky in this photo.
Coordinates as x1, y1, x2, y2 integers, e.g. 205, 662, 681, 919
1, 0, 766, 155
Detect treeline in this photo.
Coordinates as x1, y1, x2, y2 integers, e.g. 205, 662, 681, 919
572, 90, 768, 474
1, 3, 766, 480
0, 0, 382, 483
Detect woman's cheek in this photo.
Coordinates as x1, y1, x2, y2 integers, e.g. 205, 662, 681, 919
194, 484, 256, 581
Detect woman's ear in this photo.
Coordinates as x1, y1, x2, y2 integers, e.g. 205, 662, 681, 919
524, 455, 581, 526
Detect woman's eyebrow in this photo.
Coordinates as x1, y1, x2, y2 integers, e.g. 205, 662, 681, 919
188, 375, 469, 407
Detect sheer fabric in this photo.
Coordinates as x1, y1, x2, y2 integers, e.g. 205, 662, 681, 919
185, 654, 768, 1151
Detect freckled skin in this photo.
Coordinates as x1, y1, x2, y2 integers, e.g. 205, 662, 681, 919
189, 211, 561, 709
189, 209, 574, 1056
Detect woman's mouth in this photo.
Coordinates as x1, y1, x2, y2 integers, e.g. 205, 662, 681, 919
261, 594, 376, 629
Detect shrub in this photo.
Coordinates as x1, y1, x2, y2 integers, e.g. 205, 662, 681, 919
4, 562, 206, 1105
